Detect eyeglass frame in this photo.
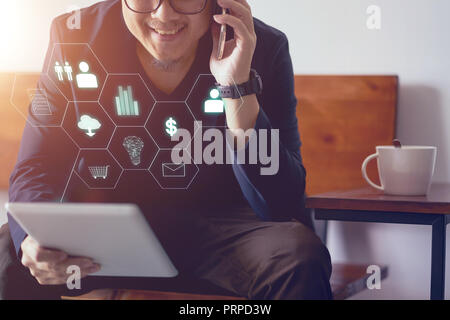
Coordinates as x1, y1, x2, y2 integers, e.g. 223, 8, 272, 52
124, 0, 210, 15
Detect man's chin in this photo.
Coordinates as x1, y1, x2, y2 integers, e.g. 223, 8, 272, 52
151, 55, 183, 71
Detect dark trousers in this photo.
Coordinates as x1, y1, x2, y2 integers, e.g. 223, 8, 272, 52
1, 207, 333, 300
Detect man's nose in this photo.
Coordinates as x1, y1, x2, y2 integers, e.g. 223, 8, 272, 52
151, 0, 180, 22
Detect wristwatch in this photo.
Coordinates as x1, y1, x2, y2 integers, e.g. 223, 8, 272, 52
216, 69, 263, 99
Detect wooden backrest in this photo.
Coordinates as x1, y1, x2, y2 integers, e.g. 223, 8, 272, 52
0, 73, 398, 194
0, 73, 36, 190
295, 75, 398, 195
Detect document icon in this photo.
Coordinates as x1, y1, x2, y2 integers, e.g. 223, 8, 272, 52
27, 89, 52, 116
162, 163, 186, 178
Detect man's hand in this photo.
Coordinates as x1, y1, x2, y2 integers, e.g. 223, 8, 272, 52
209, 0, 260, 138
21, 236, 101, 285
210, 0, 257, 86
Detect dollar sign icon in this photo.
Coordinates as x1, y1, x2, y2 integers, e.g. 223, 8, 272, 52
165, 117, 178, 137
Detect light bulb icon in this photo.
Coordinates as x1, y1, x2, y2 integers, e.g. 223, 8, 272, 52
123, 136, 144, 166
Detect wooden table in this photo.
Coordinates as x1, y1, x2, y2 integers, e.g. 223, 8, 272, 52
306, 183, 450, 300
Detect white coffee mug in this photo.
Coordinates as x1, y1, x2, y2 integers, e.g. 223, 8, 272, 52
361, 146, 437, 196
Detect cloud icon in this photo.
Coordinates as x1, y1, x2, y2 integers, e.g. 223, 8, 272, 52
78, 114, 101, 137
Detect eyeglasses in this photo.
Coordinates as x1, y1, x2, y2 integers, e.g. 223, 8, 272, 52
125, 0, 209, 15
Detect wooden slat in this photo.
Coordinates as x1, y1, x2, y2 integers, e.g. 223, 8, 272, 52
63, 289, 245, 301
295, 75, 398, 195
0, 73, 38, 190
62, 289, 116, 301
307, 183, 450, 215
115, 289, 246, 300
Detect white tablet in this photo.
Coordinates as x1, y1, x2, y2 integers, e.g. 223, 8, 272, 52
5, 202, 178, 278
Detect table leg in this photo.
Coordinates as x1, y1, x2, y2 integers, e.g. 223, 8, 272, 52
431, 215, 447, 300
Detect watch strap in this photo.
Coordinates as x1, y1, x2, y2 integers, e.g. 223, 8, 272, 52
216, 69, 262, 99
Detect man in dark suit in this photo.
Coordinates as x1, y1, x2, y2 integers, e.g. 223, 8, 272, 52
7, 0, 332, 299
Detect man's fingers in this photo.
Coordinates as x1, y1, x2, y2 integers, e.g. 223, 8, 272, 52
217, 0, 254, 33
35, 269, 98, 285
29, 266, 44, 279
22, 236, 67, 264
50, 257, 99, 274
230, 0, 251, 11
30, 246, 67, 264
31, 261, 101, 285
21, 253, 33, 268
21, 236, 101, 285
213, 14, 253, 48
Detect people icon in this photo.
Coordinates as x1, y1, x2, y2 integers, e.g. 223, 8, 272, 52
204, 88, 225, 114
64, 62, 73, 81
54, 62, 64, 81
54, 61, 74, 82
76, 61, 99, 89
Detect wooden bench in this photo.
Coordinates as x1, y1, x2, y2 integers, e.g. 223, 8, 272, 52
0, 73, 397, 299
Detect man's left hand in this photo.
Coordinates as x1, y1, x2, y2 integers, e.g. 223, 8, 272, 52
210, 0, 257, 86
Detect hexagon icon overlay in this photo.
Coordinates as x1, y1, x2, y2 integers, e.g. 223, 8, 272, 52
99, 74, 155, 127
46, 43, 107, 102
149, 149, 199, 190
186, 74, 244, 128
10, 73, 68, 127
146, 102, 196, 149
186, 74, 226, 128
63, 102, 116, 149
74, 150, 123, 190
109, 127, 158, 170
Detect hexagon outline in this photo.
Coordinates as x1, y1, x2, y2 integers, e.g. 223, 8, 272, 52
185, 73, 244, 128
148, 148, 199, 190
73, 149, 124, 190
61, 149, 81, 202
61, 103, 117, 150
99, 73, 157, 127
10, 73, 69, 128
60, 128, 82, 151
143, 126, 163, 153
46, 43, 108, 103
146, 101, 198, 149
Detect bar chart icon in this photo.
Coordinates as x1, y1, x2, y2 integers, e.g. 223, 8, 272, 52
115, 85, 140, 117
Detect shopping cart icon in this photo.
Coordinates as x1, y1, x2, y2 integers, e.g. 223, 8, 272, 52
88, 166, 110, 180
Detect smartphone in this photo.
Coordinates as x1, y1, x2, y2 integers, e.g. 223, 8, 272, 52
217, 7, 227, 60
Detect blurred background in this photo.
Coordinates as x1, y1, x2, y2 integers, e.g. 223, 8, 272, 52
1, 0, 449, 299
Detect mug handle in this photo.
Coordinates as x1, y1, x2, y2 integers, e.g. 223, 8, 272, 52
361, 153, 384, 191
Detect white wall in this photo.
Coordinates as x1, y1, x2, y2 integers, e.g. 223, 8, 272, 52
1, 0, 450, 299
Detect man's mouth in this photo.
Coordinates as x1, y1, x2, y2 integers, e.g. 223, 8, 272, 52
153, 26, 185, 35
149, 25, 187, 40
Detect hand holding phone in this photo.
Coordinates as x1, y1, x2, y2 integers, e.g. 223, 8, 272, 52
211, 0, 257, 86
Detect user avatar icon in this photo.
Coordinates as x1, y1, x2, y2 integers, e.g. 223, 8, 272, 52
76, 61, 99, 89
204, 88, 225, 114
